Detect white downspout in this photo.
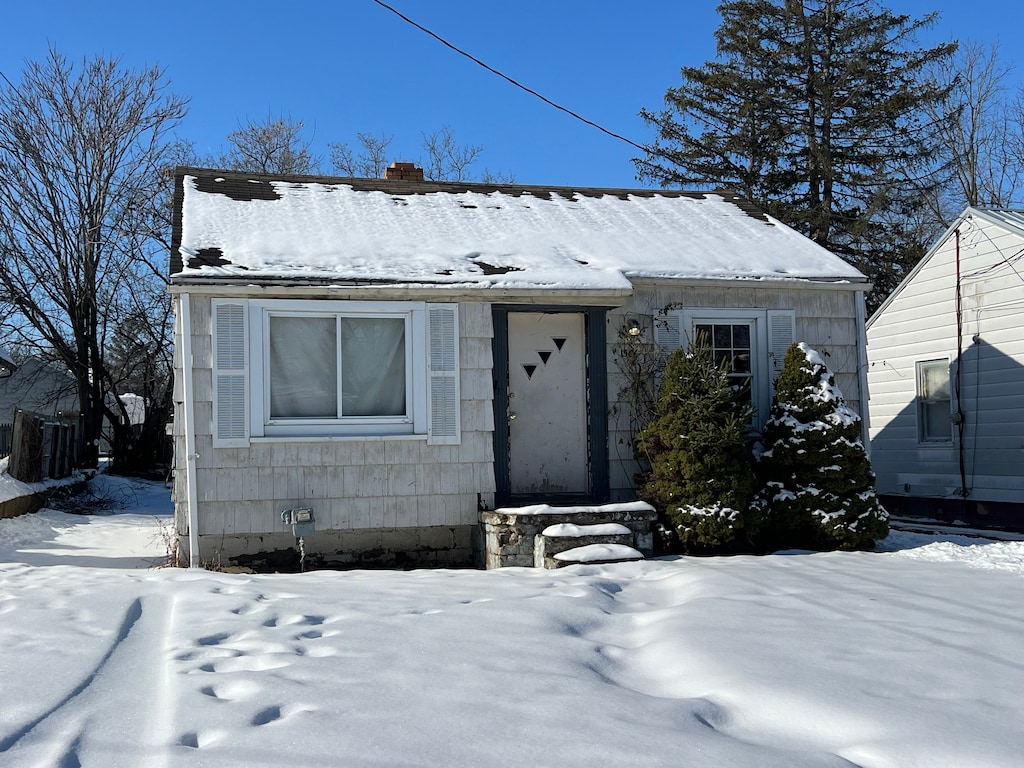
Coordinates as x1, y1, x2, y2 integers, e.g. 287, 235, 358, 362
179, 292, 201, 567
856, 290, 871, 457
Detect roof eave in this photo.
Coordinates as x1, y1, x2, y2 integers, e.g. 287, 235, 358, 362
167, 278, 633, 306
627, 275, 870, 290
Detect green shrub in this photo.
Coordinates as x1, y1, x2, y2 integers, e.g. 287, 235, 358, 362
635, 339, 758, 552
755, 343, 888, 550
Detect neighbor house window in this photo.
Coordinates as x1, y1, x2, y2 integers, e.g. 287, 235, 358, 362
210, 298, 460, 445
917, 359, 952, 443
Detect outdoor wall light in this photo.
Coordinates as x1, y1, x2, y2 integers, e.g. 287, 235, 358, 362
627, 319, 642, 336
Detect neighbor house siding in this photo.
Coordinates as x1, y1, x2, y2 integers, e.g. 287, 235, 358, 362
606, 282, 867, 501
173, 294, 495, 563
867, 212, 1024, 505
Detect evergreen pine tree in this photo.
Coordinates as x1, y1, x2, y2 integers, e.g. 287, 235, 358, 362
635, 339, 758, 552
756, 343, 888, 550
637, 0, 956, 312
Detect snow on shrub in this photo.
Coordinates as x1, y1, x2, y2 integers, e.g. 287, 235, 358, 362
755, 342, 888, 551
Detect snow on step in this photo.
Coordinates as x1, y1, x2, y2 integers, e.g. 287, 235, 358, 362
480, 501, 657, 569
553, 543, 645, 564
541, 523, 632, 538
536, 526, 644, 568
503, 501, 654, 516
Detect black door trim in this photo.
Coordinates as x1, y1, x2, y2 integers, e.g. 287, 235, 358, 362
492, 305, 608, 506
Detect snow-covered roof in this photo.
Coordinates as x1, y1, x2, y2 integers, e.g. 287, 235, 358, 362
171, 168, 867, 291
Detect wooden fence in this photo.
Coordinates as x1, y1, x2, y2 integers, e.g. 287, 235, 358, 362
6, 410, 82, 482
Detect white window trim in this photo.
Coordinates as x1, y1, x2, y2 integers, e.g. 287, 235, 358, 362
681, 309, 769, 424
916, 358, 954, 446
656, 307, 794, 429
248, 299, 428, 439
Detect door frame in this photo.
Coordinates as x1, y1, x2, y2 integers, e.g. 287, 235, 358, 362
492, 305, 609, 506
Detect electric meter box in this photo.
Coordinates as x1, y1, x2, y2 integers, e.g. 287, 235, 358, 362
281, 507, 315, 538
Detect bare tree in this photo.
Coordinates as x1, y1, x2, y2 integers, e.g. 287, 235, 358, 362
421, 125, 482, 181
328, 127, 512, 182
922, 41, 1023, 227
220, 114, 321, 174
0, 47, 187, 468
480, 168, 517, 185
329, 131, 394, 178
104, 275, 175, 471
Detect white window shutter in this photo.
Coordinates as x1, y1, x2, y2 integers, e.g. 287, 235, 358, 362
653, 311, 682, 351
212, 300, 249, 447
427, 304, 460, 445
766, 309, 796, 384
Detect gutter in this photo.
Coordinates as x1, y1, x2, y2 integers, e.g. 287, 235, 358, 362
626, 276, 870, 291
166, 281, 632, 306
856, 291, 871, 456
178, 293, 201, 567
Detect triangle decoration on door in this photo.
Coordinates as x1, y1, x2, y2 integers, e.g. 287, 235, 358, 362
538, 350, 552, 364
552, 337, 567, 351
523, 364, 538, 380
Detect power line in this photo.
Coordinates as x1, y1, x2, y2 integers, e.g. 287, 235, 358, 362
370, 0, 650, 156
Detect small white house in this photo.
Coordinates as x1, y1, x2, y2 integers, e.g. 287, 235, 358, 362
867, 207, 1024, 528
170, 166, 871, 567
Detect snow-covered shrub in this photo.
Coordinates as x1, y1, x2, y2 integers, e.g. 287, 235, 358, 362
755, 343, 888, 551
634, 340, 758, 552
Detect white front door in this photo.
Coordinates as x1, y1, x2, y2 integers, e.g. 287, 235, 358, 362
507, 312, 588, 495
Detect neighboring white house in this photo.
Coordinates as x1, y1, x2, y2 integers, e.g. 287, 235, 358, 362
867, 207, 1024, 529
170, 165, 872, 567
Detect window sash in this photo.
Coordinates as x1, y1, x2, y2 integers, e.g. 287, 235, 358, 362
263, 310, 412, 426
340, 316, 407, 417
694, 321, 755, 407
268, 314, 339, 419
681, 309, 771, 425
917, 359, 952, 443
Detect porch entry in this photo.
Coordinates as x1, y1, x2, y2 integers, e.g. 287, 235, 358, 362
493, 305, 608, 505
507, 312, 588, 495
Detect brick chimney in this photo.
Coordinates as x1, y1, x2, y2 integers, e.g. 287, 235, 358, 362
384, 162, 424, 181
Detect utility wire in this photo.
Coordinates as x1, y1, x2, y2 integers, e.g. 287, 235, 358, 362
371, 0, 651, 156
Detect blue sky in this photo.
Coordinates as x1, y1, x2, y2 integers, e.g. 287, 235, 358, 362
2, 1, 1022, 188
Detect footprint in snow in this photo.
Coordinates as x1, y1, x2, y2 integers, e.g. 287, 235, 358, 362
197, 631, 233, 646
251, 705, 283, 726
199, 679, 261, 702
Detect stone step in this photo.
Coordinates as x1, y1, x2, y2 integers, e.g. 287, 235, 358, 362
535, 523, 645, 569
546, 542, 645, 569
481, 502, 657, 569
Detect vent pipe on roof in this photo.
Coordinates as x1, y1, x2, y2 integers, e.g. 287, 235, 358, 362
384, 162, 424, 181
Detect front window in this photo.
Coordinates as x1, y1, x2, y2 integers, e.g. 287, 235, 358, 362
211, 298, 459, 446
267, 315, 406, 420
693, 322, 754, 408
917, 359, 952, 443
669, 307, 793, 431
251, 300, 426, 438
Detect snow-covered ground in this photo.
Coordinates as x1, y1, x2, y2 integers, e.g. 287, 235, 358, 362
1, 475, 1023, 767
